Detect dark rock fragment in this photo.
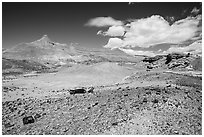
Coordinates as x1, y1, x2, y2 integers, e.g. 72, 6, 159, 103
147, 65, 153, 69
87, 87, 94, 93
4, 123, 14, 128
23, 116, 35, 125
92, 102, 98, 107
143, 98, 148, 103
112, 122, 118, 126
146, 91, 151, 95
42, 113, 47, 116
69, 88, 86, 94
143, 55, 163, 63
163, 99, 168, 103
166, 84, 171, 87
117, 87, 122, 90
34, 113, 41, 119
126, 86, 130, 89
124, 94, 128, 96
152, 99, 159, 104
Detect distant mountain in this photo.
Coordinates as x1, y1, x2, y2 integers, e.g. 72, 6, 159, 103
3, 35, 76, 63
3, 35, 143, 74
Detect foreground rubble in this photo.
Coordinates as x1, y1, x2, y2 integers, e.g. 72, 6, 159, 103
2, 84, 202, 135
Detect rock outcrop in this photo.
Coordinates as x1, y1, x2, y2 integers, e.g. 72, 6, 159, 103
142, 53, 200, 71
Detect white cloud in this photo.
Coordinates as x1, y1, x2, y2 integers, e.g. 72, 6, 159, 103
85, 17, 123, 27
99, 26, 125, 36
104, 38, 123, 49
119, 48, 156, 57
103, 15, 201, 49
165, 40, 202, 54
191, 7, 200, 15
87, 14, 201, 56
97, 30, 104, 35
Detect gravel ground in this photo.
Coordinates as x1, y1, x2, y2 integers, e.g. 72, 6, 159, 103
2, 85, 202, 135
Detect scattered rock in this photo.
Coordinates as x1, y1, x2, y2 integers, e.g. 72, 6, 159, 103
111, 122, 118, 126
42, 113, 47, 116
163, 98, 168, 103
166, 84, 171, 87
143, 98, 148, 103
34, 113, 41, 119
152, 99, 159, 104
23, 116, 35, 125
147, 65, 153, 69
124, 93, 128, 96
4, 123, 14, 128
92, 102, 98, 107
146, 91, 151, 95
69, 88, 86, 95
87, 87, 94, 93
126, 86, 130, 89
143, 55, 163, 63
117, 87, 122, 90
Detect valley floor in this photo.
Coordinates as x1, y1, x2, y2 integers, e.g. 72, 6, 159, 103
2, 63, 202, 135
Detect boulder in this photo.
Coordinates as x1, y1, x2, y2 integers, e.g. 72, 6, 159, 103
23, 116, 35, 125
143, 55, 163, 63
69, 88, 86, 94
147, 65, 153, 69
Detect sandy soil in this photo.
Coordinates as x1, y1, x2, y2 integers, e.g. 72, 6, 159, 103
3, 62, 134, 91
2, 63, 202, 135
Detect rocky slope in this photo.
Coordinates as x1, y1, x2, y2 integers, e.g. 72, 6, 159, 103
3, 35, 73, 63
142, 53, 202, 71
2, 84, 202, 135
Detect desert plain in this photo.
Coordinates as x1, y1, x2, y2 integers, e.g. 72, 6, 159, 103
2, 35, 202, 135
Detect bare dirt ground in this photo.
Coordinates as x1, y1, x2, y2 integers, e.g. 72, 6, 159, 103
2, 63, 202, 135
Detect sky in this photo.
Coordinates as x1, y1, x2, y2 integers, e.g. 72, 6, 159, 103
2, 2, 202, 56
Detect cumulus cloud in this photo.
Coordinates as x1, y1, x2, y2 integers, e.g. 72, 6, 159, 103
97, 30, 104, 35
165, 40, 202, 54
103, 15, 201, 49
85, 17, 123, 27
87, 14, 202, 56
97, 26, 125, 36
104, 38, 123, 49
119, 48, 156, 57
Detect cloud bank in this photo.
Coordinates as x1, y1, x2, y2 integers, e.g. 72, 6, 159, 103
104, 38, 123, 49
101, 15, 201, 49
97, 25, 125, 36
86, 11, 202, 56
